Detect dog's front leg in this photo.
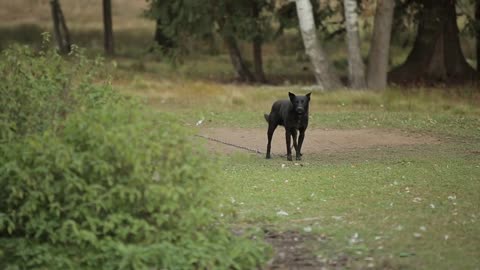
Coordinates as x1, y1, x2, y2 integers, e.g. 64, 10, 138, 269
291, 129, 301, 160
285, 129, 293, 161
298, 128, 306, 158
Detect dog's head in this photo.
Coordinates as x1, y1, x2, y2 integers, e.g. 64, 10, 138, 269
289, 92, 311, 115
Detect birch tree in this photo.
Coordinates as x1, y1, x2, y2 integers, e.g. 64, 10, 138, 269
294, 0, 341, 90
343, 0, 366, 89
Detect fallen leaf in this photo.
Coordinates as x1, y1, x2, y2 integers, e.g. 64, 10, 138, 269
349, 232, 360, 245
399, 252, 415, 257
303, 226, 312, 232
413, 197, 422, 203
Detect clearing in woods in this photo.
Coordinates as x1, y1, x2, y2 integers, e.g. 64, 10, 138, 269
199, 127, 442, 269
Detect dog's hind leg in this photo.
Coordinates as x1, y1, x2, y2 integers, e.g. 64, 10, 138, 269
266, 123, 277, 159
285, 129, 293, 161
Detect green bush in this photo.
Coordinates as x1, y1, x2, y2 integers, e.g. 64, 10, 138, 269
0, 35, 120, 141
0, 105, 268, 269
0, 41, 268, 269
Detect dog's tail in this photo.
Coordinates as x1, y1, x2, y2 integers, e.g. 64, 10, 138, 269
264, 114, 269, 122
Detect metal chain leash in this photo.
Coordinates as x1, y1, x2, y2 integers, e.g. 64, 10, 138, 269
195, 134, 264, 155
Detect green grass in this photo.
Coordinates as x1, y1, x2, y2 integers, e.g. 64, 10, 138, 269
119, 78, 479, 269
217, 145, 479, 269
118, 80, 479, 139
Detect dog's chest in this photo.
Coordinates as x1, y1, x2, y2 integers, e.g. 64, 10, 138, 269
287, 115, 307, 129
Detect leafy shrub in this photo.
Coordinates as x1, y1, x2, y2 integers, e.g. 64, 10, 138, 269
0, 41, 268, 269
0, 34, 120, 141
0, 104, 268, 269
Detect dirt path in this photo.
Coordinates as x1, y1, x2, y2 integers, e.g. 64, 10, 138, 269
199, 128, 440, 155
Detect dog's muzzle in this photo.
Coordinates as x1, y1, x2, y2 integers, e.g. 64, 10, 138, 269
296, 108, 305, 115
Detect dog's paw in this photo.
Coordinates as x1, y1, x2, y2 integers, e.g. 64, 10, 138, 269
287, 155, 293, 161
266, 154, 271, 159
296, 156, 302, 161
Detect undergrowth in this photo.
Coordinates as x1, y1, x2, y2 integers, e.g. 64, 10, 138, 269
0, 40, 269, 269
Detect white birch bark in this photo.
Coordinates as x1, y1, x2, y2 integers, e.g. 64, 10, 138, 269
344, 0, 366, 89
295, 0, 341, 90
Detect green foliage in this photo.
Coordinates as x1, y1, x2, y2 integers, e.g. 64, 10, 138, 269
0, 34, 119, 141
0, 42, 269, 269
0, 105, 268, 269
145, 0, 277, 52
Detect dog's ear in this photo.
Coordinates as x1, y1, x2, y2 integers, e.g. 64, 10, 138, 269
306, 92, 311, 100
288, 92, 296, 102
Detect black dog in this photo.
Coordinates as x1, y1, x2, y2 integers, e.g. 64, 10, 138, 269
264, 92, 311, 161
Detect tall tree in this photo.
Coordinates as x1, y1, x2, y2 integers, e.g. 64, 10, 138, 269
146, 0, 260, 82
103, 0, 114, 55
50, 0, 71, 54
367, 0, 395, 90
389, 0, 476, 83
153, 19, 175, 50
217, 2, 256, 83
476, 0, 480, 72
251, 0, 267, 83
343, 0, 367, 89
294, 0, 341, 90
223, 34, 256, 82
220, 1, 255, 82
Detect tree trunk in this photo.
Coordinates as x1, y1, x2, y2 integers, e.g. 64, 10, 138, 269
476, 0, 480, 72
253, 37, 266, 83
103, 0, 114, 55
343, 0, 367, 89
389, 0, 476, 84
252, 0, 267, 83
50, 0, 71, 54
295, 0, 341, 90
154, 19, 175, 50
367, 0, 395, 90
224, 35, 256, 82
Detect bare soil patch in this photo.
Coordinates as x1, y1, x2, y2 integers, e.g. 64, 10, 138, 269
264, 230, 329, 270
199, 128, 440, 155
